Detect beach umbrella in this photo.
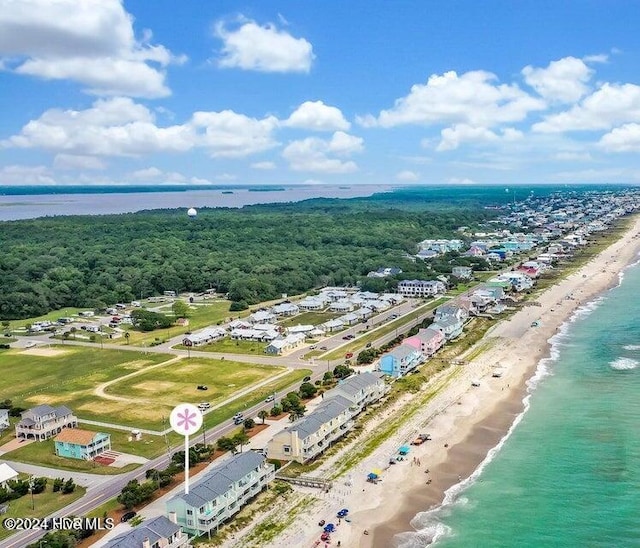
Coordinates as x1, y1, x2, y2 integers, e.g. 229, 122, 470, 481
371, 468, 383, 476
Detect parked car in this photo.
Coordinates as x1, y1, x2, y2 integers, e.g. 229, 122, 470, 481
197, 385, 208, 391
303, 376, 311, 382
121, 511, 137, 522
320, 346, 328, 350
342, 335, 350, 340
365, 342, 372, 348
345, 352, 354, 359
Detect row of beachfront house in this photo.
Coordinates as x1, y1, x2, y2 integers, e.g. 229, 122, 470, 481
267, 372, 388, 463
379, 284, 510, 378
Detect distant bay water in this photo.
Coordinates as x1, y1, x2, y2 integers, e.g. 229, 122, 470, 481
0, 184, 393, 221
397, 257, 640, 547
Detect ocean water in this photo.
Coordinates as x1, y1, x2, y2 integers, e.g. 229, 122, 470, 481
398, 258, 640, 548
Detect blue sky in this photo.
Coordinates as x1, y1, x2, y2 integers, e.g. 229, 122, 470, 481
1, 0, 640, 186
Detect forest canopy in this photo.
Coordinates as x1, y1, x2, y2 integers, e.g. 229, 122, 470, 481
0, 191, 500, 320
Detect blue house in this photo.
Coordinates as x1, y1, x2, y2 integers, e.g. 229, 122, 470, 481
54, 429, 111, 460
379, 344, 424, 378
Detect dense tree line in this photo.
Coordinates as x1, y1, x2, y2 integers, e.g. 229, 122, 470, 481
0, 193, 498, 319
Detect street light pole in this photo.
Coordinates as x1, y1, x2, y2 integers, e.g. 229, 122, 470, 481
29, 476, 35, 510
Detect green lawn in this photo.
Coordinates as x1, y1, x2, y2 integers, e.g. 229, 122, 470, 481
279, 311, 340, 328
4, 440, 140, 475
103, 357, 287, 429
0, 483, 86, 540
175, 338, 267, 355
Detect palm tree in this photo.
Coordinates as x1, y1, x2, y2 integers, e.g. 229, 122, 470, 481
258, 410, 268, 424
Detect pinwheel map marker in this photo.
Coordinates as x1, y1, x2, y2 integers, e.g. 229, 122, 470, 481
170, 403, 203, 494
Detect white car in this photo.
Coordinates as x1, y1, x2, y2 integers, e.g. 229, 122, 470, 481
198, 402, 211, 411
264, 395, 275, 403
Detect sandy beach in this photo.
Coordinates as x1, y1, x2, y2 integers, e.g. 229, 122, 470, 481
273, 215, 640, 548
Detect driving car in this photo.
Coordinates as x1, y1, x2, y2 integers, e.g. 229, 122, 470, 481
303, 376, 311, 382
198, 402, 210, 411
265, 394, 275, 402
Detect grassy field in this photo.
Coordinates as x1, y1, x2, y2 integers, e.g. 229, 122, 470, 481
175, 338, 267, 355
0, 482, 86, 540
103, 357, 287, 429
0, 346, 172, 408
321, 298, 448, 361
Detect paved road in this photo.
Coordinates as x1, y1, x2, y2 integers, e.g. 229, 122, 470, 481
2, 294, 474, 547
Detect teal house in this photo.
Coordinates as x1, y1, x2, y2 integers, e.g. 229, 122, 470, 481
54, 428, 111, 460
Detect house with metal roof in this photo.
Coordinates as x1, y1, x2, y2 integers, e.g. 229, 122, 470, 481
166, 452, 274, 537
15, 405, 77, 441
104, 514, 189, 548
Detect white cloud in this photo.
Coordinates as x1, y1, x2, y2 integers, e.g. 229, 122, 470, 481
3, 98, 279, 159
599, 123, 640, 152
447, 177, 476, 184
214, 18, 314, 73
53, 154, 106, 170
0, 164, 54, 184
522, 56, 593, 103
285, 101, 350, 131
130, 167, 186, 183
359, 70, 545, 128
3, 97, 194, 156
251, 161, 276, 170
0, 0, 183, 98
282, 131, 363, 173
533, 83, 640, 132
436, 125, 523, 151
553, 151, 593, 161
190, 177, 213, 185
328, 131, 363, 155
395, 170, 419, 182
191, 110, 279, 157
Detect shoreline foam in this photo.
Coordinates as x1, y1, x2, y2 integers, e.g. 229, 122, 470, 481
302, 217, 640, 548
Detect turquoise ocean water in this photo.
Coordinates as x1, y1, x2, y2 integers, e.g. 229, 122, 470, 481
396, 258, 640, 548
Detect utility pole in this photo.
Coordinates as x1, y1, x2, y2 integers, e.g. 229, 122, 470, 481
29, 476, 35, 510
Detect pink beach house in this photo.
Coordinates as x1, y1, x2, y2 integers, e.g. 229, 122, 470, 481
403, 328, 445, 356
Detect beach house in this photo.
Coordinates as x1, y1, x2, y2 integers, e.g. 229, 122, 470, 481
166, 452, 275, 537
104, 514, 189, 548
267, 396, 353, 463
326, 372, 388, 414
378, 344, 424, 377
403, 328, 445, 356
182, 327, 226, 347
431, 316, 464, 340
452, 266, 473, 279
397, 280, 446, 298
54, 429, 111, 460
15, 405, 78, 441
